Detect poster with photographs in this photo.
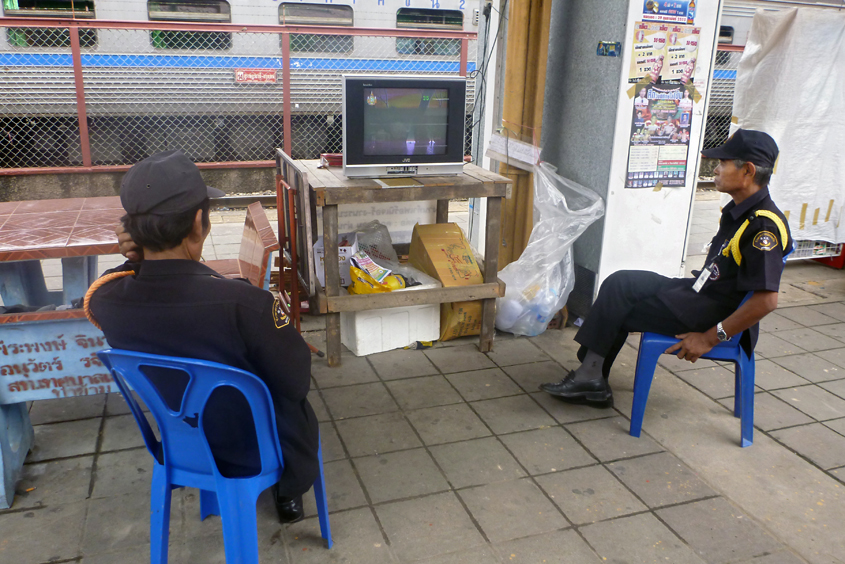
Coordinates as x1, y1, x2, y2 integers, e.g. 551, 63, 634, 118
629, 22, 700, 83
626, 83, 692, 189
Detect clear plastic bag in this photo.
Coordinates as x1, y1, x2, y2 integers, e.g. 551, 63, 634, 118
355, 220, 400, 264
496, 162, 605, 336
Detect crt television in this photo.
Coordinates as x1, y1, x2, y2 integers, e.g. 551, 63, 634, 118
342, 75, 467, 178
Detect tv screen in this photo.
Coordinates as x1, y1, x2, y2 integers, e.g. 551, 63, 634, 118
343, 75, 466, 177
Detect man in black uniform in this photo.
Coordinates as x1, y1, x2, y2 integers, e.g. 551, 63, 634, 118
86, 150, 319, 523
540, 129, 792, 406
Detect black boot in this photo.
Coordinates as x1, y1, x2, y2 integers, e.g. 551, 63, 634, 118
273, 486, 304, 524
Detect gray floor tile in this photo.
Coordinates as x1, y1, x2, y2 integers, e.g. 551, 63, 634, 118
656, 497, 783, 563
502, 360, 566, 393
101, 413, 154, 452
759, 312, 803, 333
459, 479, 568, 543
499, 427, 596, 475
808, 302, 845, 322
676, 365, 738, 399
484, 338, 550, 367
367, 348, 440, 380
429, 437, 525, 488
770, 423, 845, 469
754, 333, 808, 359
287, 507, 391, 563
813, 321, 845, 341
29, 395, 105, 425
413, 545, 503, 563
104, 392, 149, 416
565, 416, 663, 462
14, 456, 94, 509
824, 417, 845, 436
470, 395, 555, 434
0, 501, 88, 562
720, 393, 813, 431
778, 305, 839, 326
493, 529, 602, 563
771, 328, 845, 353
29, 418, 102, 462
424, 344, 496, 374
606, 452, 717, 508
319, 458, 368, 512
310, 353, 379, 389
770, 385, 845, 421
529, 391, 617, 424
528, 329, 582, 370
535, 465, 646, 524
354, 448, 450, 504
307, 391, 330, 422
335, 412, 421, 457
385, 375, 463, 410
320, 382, 399, 420
91, 448, 153, 499
319, 424, 346, 462
446, 368, 522, 401
753, 359, 810, 390
579, 512, 706, 564
733, 551, 810, 564
82, 545, 160, 564
406, 404, 491, 445
82, 493, 153, 555
376, 492, 485, 561
819, 378, 845, 400
772, 352, 844, 383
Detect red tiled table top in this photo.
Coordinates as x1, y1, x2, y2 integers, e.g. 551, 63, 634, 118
0, 197, 122, 262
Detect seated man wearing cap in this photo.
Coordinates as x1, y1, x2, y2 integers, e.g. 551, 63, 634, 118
540, 129, 792, 407
86, 150, 319, 523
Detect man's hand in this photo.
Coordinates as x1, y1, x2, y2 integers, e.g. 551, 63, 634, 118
116, 224, 143, 262
665, 330, 719, 362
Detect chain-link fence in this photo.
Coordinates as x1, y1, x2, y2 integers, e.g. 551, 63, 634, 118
0, 21, 477, 170
703, 47, 743, 151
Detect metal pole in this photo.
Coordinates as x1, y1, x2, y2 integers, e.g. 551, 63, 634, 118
69, 24, 92, 167
281, 31, 292, 157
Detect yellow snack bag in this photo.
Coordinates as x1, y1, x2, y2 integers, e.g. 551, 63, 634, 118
347, 266, 392, 295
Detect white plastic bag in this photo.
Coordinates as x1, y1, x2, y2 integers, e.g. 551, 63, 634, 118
496, 162, 605, 336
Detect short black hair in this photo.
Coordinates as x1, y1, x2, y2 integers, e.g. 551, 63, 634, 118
732, 159, 773, 187
121, 198, 210, 252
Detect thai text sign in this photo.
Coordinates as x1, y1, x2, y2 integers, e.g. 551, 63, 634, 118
235, 69, 277, 84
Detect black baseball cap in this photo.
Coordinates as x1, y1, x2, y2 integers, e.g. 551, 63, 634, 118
120, 150, 224, 215
701, 129, 779, 168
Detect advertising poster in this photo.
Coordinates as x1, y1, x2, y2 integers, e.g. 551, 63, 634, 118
642, 0, 695, 24
626, 83, 692, 189
629, 21, 700, 83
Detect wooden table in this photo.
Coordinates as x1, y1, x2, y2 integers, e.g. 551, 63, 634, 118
0, 197, 122, 307
277, 152, 512, 366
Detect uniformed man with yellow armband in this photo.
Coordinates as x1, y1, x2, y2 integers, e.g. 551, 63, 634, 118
540, 129, 792, 407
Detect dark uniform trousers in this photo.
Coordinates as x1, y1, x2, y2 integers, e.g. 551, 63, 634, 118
574, 270, 737, 378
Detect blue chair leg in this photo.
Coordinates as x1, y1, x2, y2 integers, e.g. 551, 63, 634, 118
199, 489, 220, 520
738, 352, 755, 448
733, 364, 742, 418
630, 336, 663, 438
216, 480, 261, 564
149, 463, 172, 564
313, 442, 333, 549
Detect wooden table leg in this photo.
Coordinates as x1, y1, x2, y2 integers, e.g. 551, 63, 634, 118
435, 199, 449, 224
322, 205, 342, 366
480, 196, 503, 353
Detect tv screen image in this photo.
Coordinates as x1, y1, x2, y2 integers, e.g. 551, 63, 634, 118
362, 88, 449, 157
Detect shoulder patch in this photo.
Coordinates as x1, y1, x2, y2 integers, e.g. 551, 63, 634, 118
753, 231, 779, 251
272, 297, 290, 329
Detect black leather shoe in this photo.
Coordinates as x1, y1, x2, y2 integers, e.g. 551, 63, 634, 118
274, 491, 304, 524
539, 371, 613, 407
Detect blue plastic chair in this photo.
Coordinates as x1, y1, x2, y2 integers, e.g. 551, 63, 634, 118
630, 254, 791, 448
97, 349, 332, 564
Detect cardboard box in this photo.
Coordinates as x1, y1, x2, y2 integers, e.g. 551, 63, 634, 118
409, 223, 483, 341
313, 232, 358, 287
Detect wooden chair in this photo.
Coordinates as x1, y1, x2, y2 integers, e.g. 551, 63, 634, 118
206, 202, 279, 290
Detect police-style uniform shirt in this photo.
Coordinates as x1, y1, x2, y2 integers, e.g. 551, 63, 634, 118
658, 186, 792, 352
88, 259, 319, 497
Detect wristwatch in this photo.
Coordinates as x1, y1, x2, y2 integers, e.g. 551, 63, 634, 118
716, 322, 729, 342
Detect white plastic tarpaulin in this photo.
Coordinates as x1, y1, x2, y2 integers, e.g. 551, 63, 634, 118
731, 8, 845, 243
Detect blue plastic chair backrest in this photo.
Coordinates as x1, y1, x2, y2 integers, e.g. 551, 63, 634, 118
97, 349, 284, 480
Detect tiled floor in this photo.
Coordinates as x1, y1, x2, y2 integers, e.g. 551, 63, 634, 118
2, 194, 845, 563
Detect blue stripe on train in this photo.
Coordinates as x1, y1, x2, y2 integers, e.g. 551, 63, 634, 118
0, 52, 477, 72
713, 69, 737, 80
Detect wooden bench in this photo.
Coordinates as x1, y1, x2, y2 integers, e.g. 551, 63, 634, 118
205, 202, 280, 290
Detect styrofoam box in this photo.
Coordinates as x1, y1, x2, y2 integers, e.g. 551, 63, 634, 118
340, 274, 442, 356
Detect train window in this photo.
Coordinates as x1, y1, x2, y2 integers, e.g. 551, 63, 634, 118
148, 0, 231, 50
719, 26, 734, 44
4, 0, 97, 48
280, 3, 353, 53
396, 8, 462, 56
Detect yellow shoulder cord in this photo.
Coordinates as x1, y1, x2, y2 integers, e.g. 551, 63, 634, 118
721, 211, 789, 266
83, 270, 135, 330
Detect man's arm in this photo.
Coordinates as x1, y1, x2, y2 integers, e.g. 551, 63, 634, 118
665, 290, 778, 362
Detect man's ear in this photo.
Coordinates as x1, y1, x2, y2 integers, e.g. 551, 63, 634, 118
744, 161, 757, 183
191, 208, 205, 240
